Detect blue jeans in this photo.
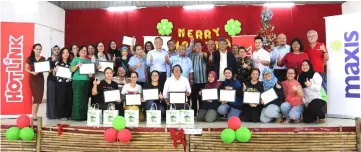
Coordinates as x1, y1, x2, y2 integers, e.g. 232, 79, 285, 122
319, 73, 327, 94
280, 102, 304, 120
143, 100, 166, 116
217, 104, 241, 120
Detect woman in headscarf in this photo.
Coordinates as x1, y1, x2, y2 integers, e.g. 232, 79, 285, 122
198, 71, 221, 122
46, 45, 60, 119
115, 46, 130, 76
260, 68, 285, 123
280, 68, 304, 123
217, 67, 243, 120
298, 60, 326, 123
240, 68, 263, 122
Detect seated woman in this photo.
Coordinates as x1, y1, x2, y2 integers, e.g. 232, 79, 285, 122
143, 70, 166, 117
298, 60, 326, 123
240, 68, 263, 122
197, 71, 221, 122
121, 71, 143, 105
163, 65, 191, 109
112, 66, 129, 85
281, 68, 304, 123
260, 68, 285, 123
91, 67, 123, 115
217, 67, 243, 120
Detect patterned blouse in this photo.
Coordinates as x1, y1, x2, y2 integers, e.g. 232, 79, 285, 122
55, 61, 72, 83
236, 56, 253, 83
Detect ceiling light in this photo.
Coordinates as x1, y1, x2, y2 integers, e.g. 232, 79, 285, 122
183, 4, 214, 10
263, 3, 295, 8
106, 6, 138, 12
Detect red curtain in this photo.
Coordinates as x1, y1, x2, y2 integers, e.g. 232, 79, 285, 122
65, 4, 341, 50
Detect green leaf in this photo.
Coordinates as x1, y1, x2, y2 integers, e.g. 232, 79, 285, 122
166, 22, 173, 29
157, 23, 162, 30
229, 31, 236, 36
161, 19, 168, 24
227, 19, 234, 25
158, 29, 165, 35
225, 25, 231, 32
165, 29, 172, 35
234, 20, 241, 27
234, 26, 241, 34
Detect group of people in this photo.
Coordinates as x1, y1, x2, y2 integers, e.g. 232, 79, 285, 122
25, 29, 328, 124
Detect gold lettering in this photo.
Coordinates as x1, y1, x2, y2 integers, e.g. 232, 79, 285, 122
178, 28, 185, 38
212, 28, 220, 37
204, 30, 211, 39
195, 30, 203, 39
187, 29, 193, 38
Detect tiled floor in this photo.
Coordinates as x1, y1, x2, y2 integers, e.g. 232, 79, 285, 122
0, 103, 356, 129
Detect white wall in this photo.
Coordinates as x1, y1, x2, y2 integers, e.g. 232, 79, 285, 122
1, 1, 65, 100
342, 1, 361, 14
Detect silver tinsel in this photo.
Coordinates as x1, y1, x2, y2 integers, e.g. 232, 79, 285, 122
261, 8, 273, 22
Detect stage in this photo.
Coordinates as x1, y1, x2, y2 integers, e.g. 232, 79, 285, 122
1, 103, 360, 152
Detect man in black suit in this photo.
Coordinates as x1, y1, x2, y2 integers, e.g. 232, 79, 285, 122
212, 38, 237, 81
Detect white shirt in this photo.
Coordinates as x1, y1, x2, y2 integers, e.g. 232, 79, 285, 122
219, 51, 228, 81
163, 76, 191, 98
302, 72, 323, 106
121, 83, 142, 94
252, 48, 270, 81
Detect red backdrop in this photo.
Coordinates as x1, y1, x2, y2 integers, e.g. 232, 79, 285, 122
65, 4, 341, 50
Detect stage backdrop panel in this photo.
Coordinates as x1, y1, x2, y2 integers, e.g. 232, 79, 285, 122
1, 22, 34, 117
325, 13, 361, 118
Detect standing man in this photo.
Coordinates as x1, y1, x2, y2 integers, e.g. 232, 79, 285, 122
129, 44, 146, 87
166, 38, 194, 77
146, 37, 171, 86
207, 40, 216, 72
270, 33, 290, 82
306, 30, 328, 93
212, 38, 237, 81
252, 36, 270, 81
169, 45, 194, 80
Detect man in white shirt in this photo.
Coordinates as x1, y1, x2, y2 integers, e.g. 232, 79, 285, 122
163, 65, 191, 109
252, 36, 270, 81
270, 33, 290, 82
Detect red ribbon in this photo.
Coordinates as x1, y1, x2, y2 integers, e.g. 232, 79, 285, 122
57, 124, 69, 136
169, 129, 186, 148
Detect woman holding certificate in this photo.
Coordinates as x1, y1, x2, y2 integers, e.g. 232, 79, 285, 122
91, 42, 112, 80
70, 46, 92, 121
92, 68, 123, 115
143, 71, 166, 116
46, 45, 60, 119
121, 72, 143, 110
198, 71, 221, 122
298, 60, 326, 123
240, 68, 263, 122
25, 43, 46, 120
53, 48, 73, 120
259, 68, 285, 123
280, 68, 304, 123
217, 68, 243, 120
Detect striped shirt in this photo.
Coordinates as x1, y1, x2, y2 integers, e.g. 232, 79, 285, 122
190, 53, 208, 84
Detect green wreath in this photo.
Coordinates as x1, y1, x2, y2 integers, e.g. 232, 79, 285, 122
224, 19, 242, 36
157, 19, 173, 35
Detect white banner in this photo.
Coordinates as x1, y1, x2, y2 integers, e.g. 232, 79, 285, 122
325, 13, 361, 118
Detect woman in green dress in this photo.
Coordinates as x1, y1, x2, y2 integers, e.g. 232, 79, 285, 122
70, 46, 93, 121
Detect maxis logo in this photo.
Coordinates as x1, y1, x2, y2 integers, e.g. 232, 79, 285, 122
344, 31, 360, 98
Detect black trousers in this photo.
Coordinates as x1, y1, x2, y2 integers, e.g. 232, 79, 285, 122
240, 104, 262, 122
191, 83, 206, 114
274, 69, 287, 82
303, 99, 326, 123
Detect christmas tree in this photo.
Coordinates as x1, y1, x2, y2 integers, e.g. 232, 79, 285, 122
258, 8, 277, 50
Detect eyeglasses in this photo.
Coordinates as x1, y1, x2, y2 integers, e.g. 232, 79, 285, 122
152, 75, 159, 77
130, 76, 138, 78
287, 73, 295, 75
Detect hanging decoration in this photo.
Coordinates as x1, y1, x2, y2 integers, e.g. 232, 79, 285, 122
224, 19, 242, 36
157, 19, 173, 36
258, 8, 277, 48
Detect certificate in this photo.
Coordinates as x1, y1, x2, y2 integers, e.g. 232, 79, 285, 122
201, 88, 218, 101
98, 62, 114, 72
79, 63, 95, 74
219, 89, 236, 102
243, 92, 261, 104
126, 94, 141, 105
261, 88, 278, 105
34, 61, 50, 73
143, 89, 159, 101
122, 36, 136, 46
55, 66, 72, 79
169, 92, 186, 103
104, 90, 121, 102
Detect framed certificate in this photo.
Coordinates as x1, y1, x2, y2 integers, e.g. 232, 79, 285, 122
34, 61, 50, 73
261, 88, 278, 105
201, 88, 218, 101
99, 61, 114, 72
79, 63, 95, 74
169, 92, 186, 104
143, 88, 159, 101
219, 89, 236, 102
126, 94, 141, 105
122, 36, 136, 46
55, 66, 72, 79
104, 90, 121, 102
243, 91, 261, 104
